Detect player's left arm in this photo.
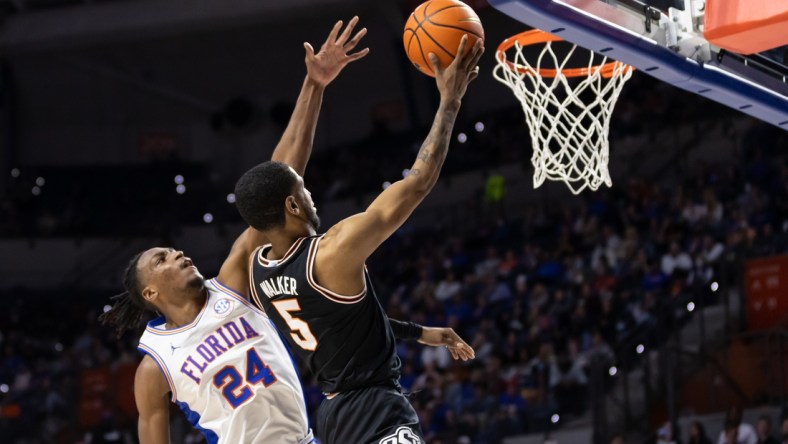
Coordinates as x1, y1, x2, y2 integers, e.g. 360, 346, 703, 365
388, 318, 474, 361
216, 18, 369, 297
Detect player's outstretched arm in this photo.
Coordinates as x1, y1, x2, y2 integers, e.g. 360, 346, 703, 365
135, 356, 172, 444
389, 319, 474, 361
270, 16, 369, 176
315, 36, 484, 295
218, 17, 369, 297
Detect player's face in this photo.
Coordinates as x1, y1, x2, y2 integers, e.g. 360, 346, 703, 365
289, 167, 320, 231
138, 247, 204, 303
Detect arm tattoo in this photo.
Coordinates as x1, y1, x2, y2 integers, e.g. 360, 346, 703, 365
416, 147, 432, 164
406, 101, 459, 186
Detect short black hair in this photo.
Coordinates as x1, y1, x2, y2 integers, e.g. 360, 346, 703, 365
234, 161, 297, 231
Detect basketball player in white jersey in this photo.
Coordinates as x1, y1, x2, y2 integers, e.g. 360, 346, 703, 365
101, 18, 473, 444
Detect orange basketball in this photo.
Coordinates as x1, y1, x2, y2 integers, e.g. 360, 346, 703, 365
403, 0, 485, 77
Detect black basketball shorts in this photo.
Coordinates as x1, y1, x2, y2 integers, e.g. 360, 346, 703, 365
316, 385, 425, 444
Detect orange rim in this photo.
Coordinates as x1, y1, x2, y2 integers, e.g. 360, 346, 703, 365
496, 29, 633, 79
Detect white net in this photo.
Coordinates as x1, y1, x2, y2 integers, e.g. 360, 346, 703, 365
493, 32, 633, 194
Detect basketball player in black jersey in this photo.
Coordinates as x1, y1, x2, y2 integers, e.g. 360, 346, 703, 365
234, 36, 484, 444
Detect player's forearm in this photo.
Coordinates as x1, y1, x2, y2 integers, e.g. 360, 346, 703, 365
389, 318, 423, 340
407, 98, 461, 193
270, 77, 325, 176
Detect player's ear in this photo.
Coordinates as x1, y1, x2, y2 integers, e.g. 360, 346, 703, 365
142, 286, 158, 303
285, 195, 300, 216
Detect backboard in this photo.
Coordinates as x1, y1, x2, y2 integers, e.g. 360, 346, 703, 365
489, 0, 788, 130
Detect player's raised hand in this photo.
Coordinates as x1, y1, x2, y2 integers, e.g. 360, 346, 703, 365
428, 35, 484, 102
304, 16, 370, 87
417, 327, 476, 361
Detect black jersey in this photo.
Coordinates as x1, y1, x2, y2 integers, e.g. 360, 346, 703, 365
248, 235, 401, 394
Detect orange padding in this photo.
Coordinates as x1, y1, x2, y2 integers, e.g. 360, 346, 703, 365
704, 0, 788, 55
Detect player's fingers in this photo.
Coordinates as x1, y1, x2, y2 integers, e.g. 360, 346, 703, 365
448, 347, 459, 360
347, 48, 370, 62
344, 27, 367, 51
428, 53, 442, 74
468, 66, 480, 82
458, 341, 475, 359
304, 42, 316, 60
464, 40, 484, 71
337, 16, 359, 45
452, 35, 469, 66
326, 20, 343, 45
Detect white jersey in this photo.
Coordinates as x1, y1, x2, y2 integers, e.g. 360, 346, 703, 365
138, 278, 313, 444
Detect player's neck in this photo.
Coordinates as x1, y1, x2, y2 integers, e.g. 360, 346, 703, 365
163, 287, 207, 329
264, 229, 310, 260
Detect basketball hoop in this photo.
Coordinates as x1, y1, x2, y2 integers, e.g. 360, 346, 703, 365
493, 30, 634, 194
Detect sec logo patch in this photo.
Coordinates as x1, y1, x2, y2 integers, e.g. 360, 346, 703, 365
213, 298, 233, 317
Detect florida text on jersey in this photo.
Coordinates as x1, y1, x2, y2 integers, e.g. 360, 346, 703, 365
137, 278, 314, 444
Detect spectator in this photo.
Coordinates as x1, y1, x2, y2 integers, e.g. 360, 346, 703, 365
656, 421, 679, 444
724, 421, 741, 444
688, 421, 712, 444
718, 407, 757, 444
435, 270, 462, 302
757, 415, 778, 444
780, 416, 788, 444
661, 242, 693, 277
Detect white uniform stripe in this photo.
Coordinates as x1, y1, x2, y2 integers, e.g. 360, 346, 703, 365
306, 235, 366, 304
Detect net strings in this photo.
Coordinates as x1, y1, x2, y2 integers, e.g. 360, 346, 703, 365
493, 40, 633, 194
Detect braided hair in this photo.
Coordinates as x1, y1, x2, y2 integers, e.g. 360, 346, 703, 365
100, 251, 153, 338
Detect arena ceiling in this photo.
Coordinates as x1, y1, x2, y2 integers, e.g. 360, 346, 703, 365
0, 0, 373, 54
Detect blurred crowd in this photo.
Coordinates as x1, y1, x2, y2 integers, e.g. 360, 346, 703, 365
649, 406, 788, 444
362, 128, 788, 443
2, 73, 788, 443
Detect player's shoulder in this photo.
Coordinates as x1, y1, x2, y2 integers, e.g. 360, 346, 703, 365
136, 354, 165, 382
135, 355, 171, 405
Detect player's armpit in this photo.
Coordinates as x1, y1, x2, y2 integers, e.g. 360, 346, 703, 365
217, 228, 269, 300
135, 356, 172, 444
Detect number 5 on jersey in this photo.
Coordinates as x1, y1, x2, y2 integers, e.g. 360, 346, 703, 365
272, 299, 317, 351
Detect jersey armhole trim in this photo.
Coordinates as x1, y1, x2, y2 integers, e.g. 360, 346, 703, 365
257, 237, 307, 268
209, 278, 267, 317
249, 250, 266, 313
306, 235, 367, 305
138, 343, 177, 402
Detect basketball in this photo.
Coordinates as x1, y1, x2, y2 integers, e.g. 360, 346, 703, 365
403, 0, 485, 77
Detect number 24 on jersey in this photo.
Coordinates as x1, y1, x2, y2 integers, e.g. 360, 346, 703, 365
213, 348, 277, 408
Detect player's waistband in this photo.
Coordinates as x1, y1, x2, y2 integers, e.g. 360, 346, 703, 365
322, 383, 401, 400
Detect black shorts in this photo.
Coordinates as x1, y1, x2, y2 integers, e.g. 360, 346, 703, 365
316, 385, 425, 444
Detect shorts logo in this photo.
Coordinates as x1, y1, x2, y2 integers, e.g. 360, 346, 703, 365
379, 426, 422, 444
213, 299, 233, 317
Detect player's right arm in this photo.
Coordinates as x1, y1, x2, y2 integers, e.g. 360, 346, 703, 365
315, 36, 484, 295
135, 356, 172, 444
216, 18, 369, 298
